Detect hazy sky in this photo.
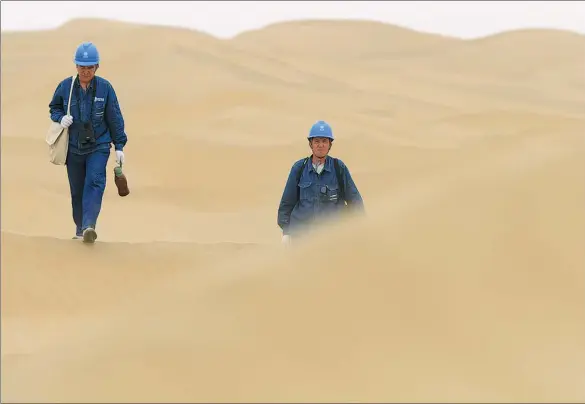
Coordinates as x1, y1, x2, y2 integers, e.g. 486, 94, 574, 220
2, 1, 584, 39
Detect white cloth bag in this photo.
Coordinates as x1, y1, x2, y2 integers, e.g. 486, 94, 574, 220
46, 75, 75, 165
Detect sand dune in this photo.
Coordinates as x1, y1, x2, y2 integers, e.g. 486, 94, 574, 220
231, 19, 461, 60
2, 18, 584, 402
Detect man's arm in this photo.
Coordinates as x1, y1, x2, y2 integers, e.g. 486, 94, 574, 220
277, 161, 303, 235
104, 82, 128, 151
340, 160, 365, 212
48, 81, 65, 123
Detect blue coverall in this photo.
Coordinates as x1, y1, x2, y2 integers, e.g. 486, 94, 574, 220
49, 75, 128, 236
277, 155, 365, 237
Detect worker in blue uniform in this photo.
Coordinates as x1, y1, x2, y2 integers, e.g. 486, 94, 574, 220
277, 120, 365, 243
48, 42, 128, 243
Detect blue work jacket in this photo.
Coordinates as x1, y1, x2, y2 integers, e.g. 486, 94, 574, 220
49, 75, 128, 155
277, 155, 365, 236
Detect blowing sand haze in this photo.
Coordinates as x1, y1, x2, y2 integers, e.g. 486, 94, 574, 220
1, 18, 585, 402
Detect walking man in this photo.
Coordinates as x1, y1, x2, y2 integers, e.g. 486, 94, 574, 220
48, 42, 128, 243
277, 120, 365, 243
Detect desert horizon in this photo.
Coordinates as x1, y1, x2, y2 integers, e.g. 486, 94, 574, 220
2, 17, 584, 402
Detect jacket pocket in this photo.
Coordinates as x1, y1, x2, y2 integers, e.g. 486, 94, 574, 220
93, 101, 105, 123
325, 184, 339, 203
298, 181, 313, 201
64, 98, 77, 112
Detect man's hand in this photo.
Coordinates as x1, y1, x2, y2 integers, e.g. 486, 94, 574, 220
116, 150, 125, 166
60, 115, 73, 128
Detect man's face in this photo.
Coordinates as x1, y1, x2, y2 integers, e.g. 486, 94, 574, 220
310, 137, 332, 158
76, 64, 97, 83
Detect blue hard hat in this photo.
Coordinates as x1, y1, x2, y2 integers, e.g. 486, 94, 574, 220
74, 42, 100, 66
308, 120, 334, 140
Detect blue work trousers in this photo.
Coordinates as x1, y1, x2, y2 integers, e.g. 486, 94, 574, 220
66, 148, 110, 236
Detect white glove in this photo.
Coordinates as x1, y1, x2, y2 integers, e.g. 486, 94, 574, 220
282, 235, 291, 244
60, 115, 73, 128
116, 150, 125, 166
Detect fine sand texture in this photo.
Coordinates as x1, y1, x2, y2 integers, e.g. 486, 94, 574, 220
2, 18, 585, 403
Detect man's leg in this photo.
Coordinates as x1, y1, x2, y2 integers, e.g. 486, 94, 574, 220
82, 148, 110, 240
66, 152, 86, 237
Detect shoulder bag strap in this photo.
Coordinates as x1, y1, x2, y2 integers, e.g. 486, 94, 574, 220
67, 75, 76, 116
